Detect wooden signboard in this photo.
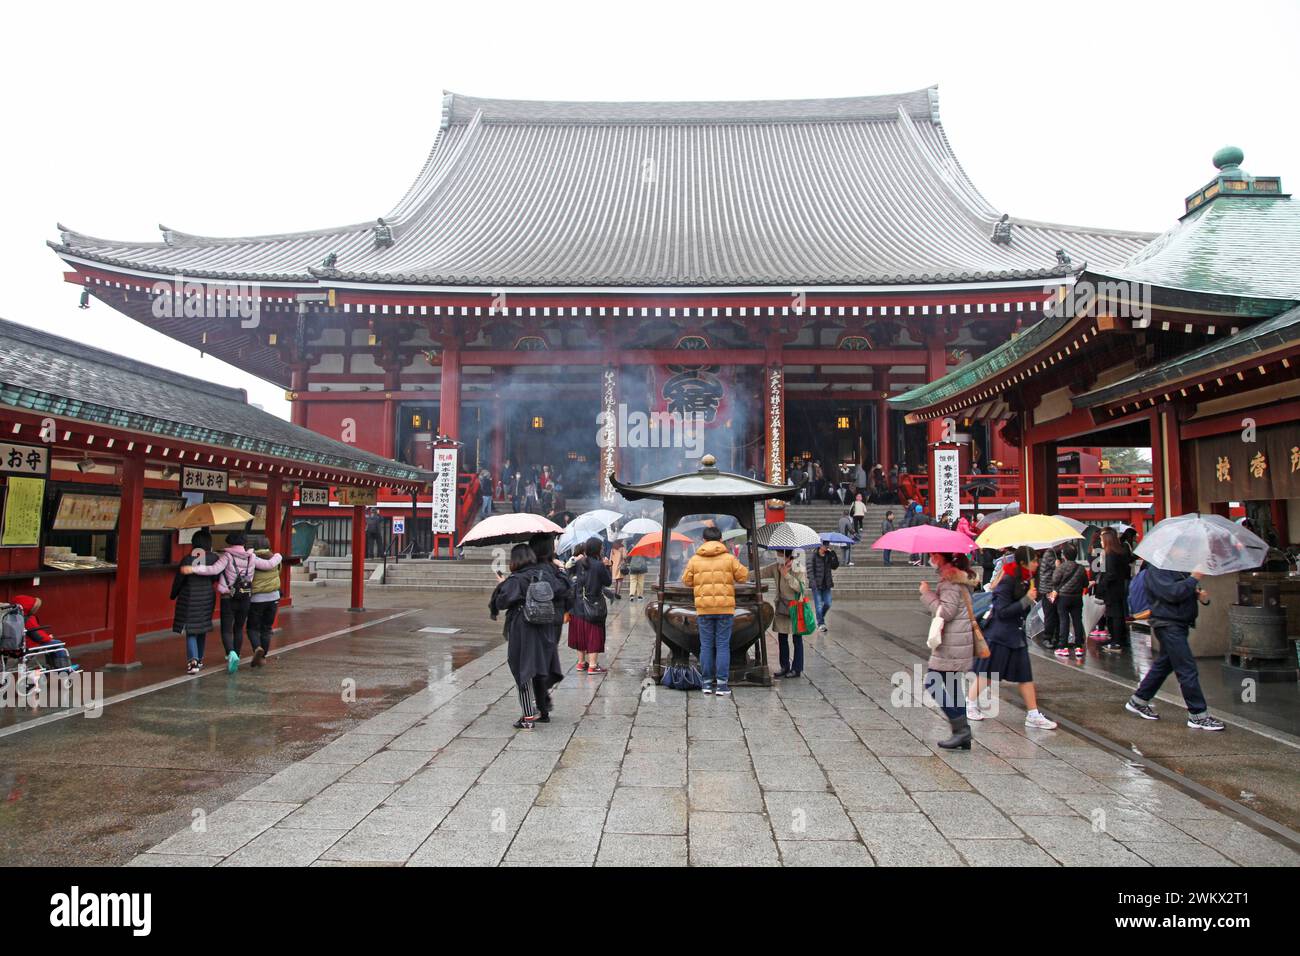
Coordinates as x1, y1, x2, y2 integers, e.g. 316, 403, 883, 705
337, 486, 378, 507
299, 485, 330, 507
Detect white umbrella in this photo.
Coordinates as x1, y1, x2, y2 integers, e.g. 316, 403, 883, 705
1052, 514, 1088, 534
1134, 513, 1267, 575
568, 509, 623, 540
755, 521, 821, 551
618, 517, 662, 538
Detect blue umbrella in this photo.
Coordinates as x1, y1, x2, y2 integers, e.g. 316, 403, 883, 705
820, 532, 856, 546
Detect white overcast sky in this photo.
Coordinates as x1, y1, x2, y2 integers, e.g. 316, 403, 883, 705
3, 0, 1296, 421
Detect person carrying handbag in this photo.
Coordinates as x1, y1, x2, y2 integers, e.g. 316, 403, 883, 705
919, 552, 983, 750
567, 537, 612, 674
762, 551, 808, 678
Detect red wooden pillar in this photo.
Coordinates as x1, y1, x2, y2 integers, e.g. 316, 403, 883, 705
1148, 408, 1168, 525
349, 503, 365, 612
1027, 441, 1059, 516
925, 338, 948, 446
279, 482, 294, 607
438, 344, 461, 440
109, 454, 145, 669
490, 397, 505, 498
876, 370, 892, 475
382, 364, 401, 460
289, 365, 308, 428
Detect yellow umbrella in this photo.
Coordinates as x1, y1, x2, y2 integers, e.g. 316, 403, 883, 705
165, 502, 255, 530
974, 513, 1081, 551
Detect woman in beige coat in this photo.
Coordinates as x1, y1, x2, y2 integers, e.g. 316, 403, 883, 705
919, 552, 980, 750
763, 550, 809, 678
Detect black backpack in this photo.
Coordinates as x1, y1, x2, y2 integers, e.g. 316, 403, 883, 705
229, 553, 254, 599
523, 569, 557, 625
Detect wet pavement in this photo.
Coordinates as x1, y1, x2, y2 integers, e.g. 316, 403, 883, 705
0, 589, 501, 865
75, 588, 1299, 868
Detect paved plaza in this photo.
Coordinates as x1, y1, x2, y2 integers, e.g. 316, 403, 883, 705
101, 592, 1300, 868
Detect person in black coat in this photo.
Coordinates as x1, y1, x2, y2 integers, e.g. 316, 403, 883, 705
528, 532, 571, 688
490, 544, 566, 729
969, 546, 1058, 731
1095, 529, 1134, 653
809, 543, 839, 631
172, 529, 218, 675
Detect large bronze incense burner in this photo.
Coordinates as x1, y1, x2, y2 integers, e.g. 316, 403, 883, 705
610, 454, 799, 687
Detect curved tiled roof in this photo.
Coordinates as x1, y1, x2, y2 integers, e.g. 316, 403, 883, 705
51, 87, 1153, 288
0, 318, 429, 485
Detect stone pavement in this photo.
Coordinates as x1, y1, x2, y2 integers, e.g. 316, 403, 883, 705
128, 599, 1300, 867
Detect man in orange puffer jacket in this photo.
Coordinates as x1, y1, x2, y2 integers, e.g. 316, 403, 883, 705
683, 527, 749, 697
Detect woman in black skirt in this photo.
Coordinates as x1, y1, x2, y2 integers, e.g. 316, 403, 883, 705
968, 545, 1057, 731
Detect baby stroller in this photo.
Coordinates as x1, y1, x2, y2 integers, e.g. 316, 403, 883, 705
0, 601, 76, 697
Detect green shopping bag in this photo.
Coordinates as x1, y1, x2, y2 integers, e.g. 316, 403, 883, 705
789, 588, 817, 636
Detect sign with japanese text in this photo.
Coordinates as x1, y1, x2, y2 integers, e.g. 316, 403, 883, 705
432, 448, 458, 535
933, 447, 960, 522
53, 492, 120, 531
337, 486, 378, 507
299, 485, 330, 507
181, 466, 228, 493
766, 367, 784, 484
1195, 424, 1300, 501
2, 477, 45, 546
0, 442, 50, 477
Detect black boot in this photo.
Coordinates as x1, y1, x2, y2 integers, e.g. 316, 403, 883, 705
938, 715, 972, 750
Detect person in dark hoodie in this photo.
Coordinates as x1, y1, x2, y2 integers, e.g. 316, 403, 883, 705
527, 531, 571, 712
809, 540, 839, 632
1036, 545, 1059, 648
171, 529, 218, 675
1049, 542, 1089, 659
490, 544, 566, 729
968, 546, 1058, 731
1124, 566, 1224, 731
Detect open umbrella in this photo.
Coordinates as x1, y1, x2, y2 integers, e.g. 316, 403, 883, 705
1052, 514, 1088, 535
873, 526, 979, 554
1135, 513, 1267, 574
820, 532, 857, 546
165, 502, 254, 530
458, 512, 563, 548
975, 501, 1020, 531
722, 527, 748, 542
975, 513, 1081, 551
628, 531, 693, 559
568, 509, 623, 539
618, 517, 662, 538
754, 521, 822, 551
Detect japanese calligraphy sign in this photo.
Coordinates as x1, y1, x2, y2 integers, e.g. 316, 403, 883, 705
933, 447, 960, 522
1195, 424, 1300, 501
2, 477, 45, 546
432, 448, 458, 534
601, 368, 617, 502
337, 486, 378, 507
180, 466, 228, 493
766, 367, 784, 484
653, 363, 728, 426
299, 485, 330, 507
0, 442, 50, 477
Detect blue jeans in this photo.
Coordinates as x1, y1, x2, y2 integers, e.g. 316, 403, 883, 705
778, 632, 804, 674
1136, 622, 1207, 714
184, 629, 206, 663
882, 549, 892, 566
480, 494, 493, 518
814, 588, 832, 626
924, 668, 965, 719
697, 613, 733, 689
842, 546, 853, 565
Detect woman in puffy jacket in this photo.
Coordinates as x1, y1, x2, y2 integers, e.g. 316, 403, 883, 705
918, 552, 980, 750
1049, 542, 1089, 658
969, 546, 1058, 731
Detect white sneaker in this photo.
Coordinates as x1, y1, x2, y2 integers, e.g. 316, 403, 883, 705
966, 701, 986, 721
1025, 712, 1058, 730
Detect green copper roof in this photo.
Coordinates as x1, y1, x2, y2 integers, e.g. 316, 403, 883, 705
1111, 195, 1300, 302
1073, 304, 1300, 409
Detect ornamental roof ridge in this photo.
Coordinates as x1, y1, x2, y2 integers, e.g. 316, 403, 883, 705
439, 87, 941, 126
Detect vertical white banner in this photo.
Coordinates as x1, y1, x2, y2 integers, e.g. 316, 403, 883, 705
934, 447, 960, 521
600, 367, 618, 502
432, 447, 458, 535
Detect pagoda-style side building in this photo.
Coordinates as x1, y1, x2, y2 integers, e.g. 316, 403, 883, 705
49, 87, 1152, 509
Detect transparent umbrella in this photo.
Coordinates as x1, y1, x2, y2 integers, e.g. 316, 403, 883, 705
1134, 513, 1268, 575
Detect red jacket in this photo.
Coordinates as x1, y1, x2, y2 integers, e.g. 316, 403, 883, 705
13, 594, 53, 647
